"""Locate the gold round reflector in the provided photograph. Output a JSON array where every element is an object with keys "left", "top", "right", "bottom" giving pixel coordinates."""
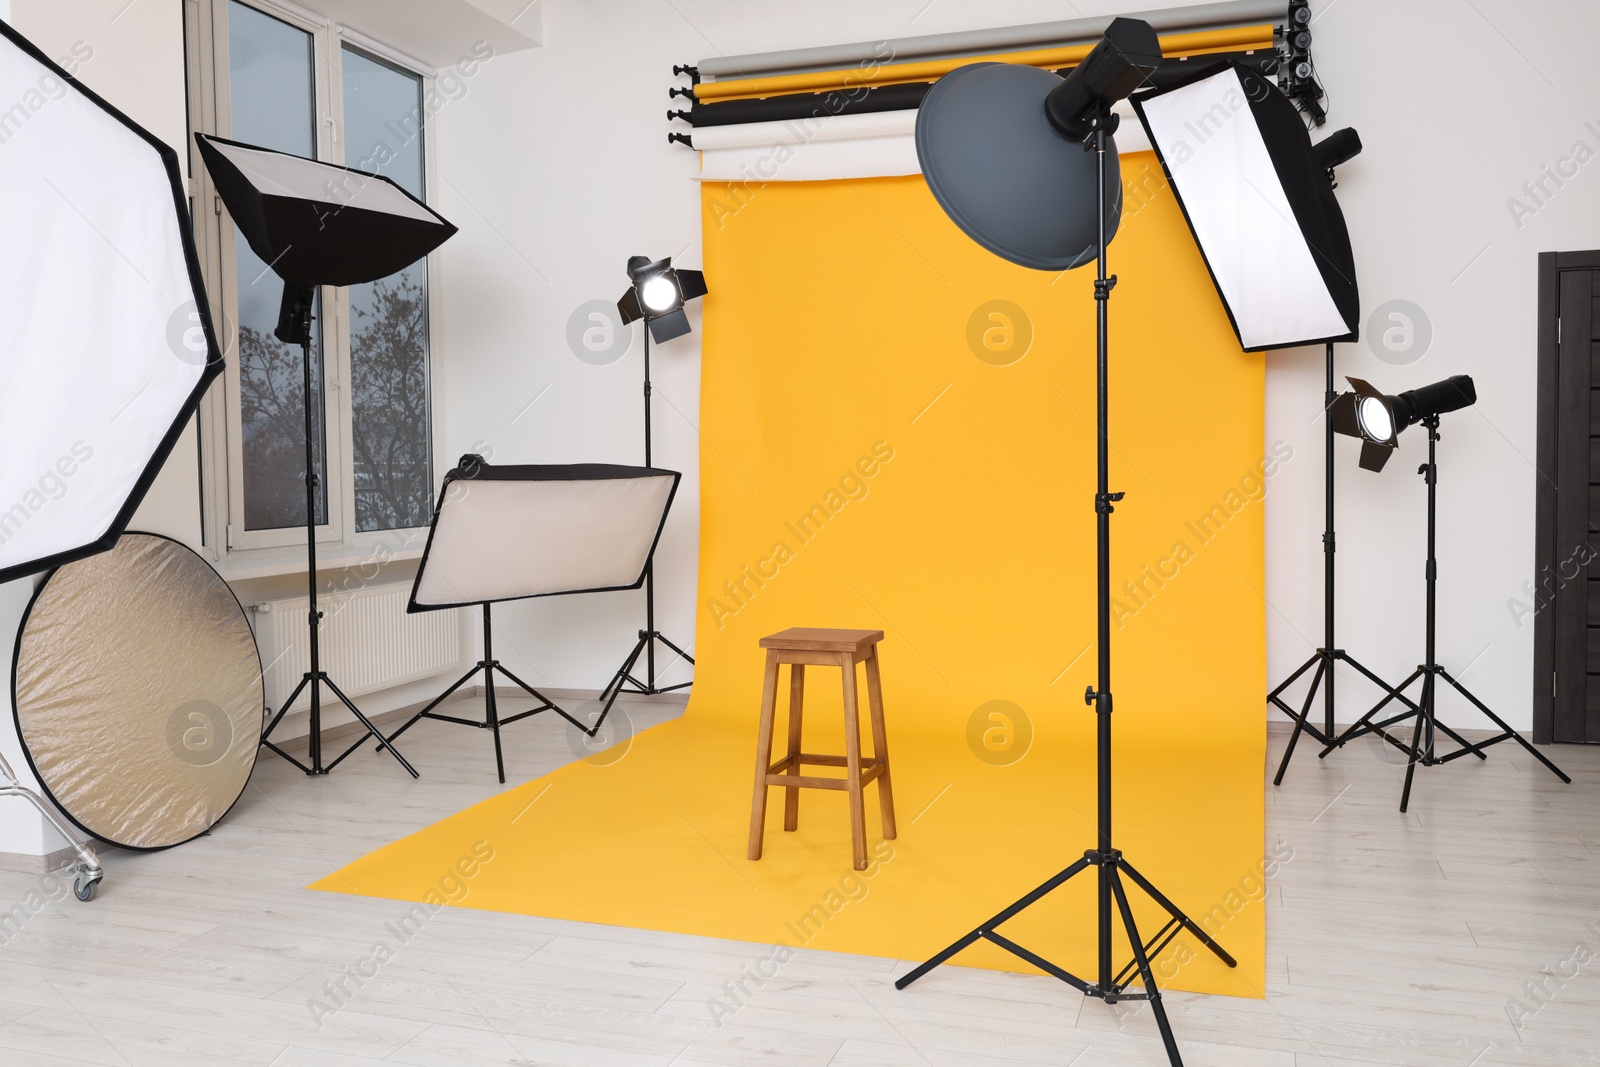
[{"left": 12, "top": 533, "right": 262, "bottom": 850}]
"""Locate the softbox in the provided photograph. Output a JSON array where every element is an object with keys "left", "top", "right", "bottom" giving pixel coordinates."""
[
  {"left": 195, "top": 133, "right": 457, "bottom": 288},
  {"left": 1131, "top": 63, "right": 1359, "bottom": 351},
  {"left": 409, "top": 459, "right": 681, "bottom": 611},
  {"left": 0, "top": 23, "right": 223, "bottom": 584}
]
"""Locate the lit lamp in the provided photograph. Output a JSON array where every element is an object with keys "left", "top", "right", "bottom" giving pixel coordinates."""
[
  {"left": 891, "top": 21, "right": 1237, "bottom": 1067},
  {"left": 619, "top": 255, "right": 707, "bottom": 342},
  {"left": 597, "top": 256, "right": 708, "bottom": 724},
  {"left": 1331, "top": 374, "right": 1476, "bottom": 471},
  {"left": 1320, "top": 373, "right": 1570, "bottom": 811}
]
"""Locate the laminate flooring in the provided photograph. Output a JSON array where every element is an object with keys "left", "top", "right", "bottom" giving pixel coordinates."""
[{"left": 0, "top": 691, "right": 1595, "bottom": 1067}]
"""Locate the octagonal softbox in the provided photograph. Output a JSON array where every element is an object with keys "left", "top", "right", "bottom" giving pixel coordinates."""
[{"left": 0, "top": 22, "right": 223, "bottom": 585}]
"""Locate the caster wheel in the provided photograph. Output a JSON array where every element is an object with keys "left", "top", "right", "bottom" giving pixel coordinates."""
[{"left": 73, "top": 875, "right": 100, "bottom": 902}]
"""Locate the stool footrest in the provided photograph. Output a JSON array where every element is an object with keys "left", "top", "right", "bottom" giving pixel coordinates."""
[
  {"left": 764, "top": 753, "right": 886, "bottom": 792},
  {"left": 770, "top": 752, "right": 879, "bottom": 772}
]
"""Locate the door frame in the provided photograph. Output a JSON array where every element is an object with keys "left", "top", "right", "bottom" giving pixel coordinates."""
[{"left": 1533, "top": 249, "right": 1600, "bottom": 742}]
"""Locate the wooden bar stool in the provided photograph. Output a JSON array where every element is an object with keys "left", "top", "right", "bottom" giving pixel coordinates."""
[{"left": 748, "top": 627, "right": 896, "bottom": 871}]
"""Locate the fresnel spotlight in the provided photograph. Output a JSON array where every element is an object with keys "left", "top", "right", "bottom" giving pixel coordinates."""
[
  {"left": 1320, "top": 372, "right": 1569, "bottom": 811},
  {"left": 597, "top": 255, "right": 710, "bottom": 727},
  {"left": 1331, "top": 374, "right": 1477, "bottom": 471},
  {"left": 618, "top": 255, "right": 707, "bottom": 342}
]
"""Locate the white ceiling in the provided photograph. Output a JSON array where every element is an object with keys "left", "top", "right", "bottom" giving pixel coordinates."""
[{"left": 294, "top": 0, "right": 540, "bottom": 68}]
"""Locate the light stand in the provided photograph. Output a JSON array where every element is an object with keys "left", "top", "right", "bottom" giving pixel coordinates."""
[
  {"left": 1268, "top": 343, "right": 1416, "bottom": 781},
  {"left": 1319, "top": 418, "right": 1570, "bottom": 811},
  {"left": 258, "top": 286, "right": 417, "bottom": 778},
  {"left": 895, "top": 104, "right": 1236, "bottom": 1066},
  {"left": 380, "top": 603, "right": 590, "bottom": 783},
  {"left": 0, "top": 749, "right": 102, "bottom": 901},
  {"left": 597, "top": 314, "right": 696, "bottom": 726}
]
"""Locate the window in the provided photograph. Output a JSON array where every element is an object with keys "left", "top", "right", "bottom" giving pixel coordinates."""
[{"left": 186, "top": 0, "right": 438, "bottom": 560}]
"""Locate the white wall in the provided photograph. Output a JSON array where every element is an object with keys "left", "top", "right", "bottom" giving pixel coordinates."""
[{"left": 1264, "top": 0, "right": 1600, "bottom": 731}]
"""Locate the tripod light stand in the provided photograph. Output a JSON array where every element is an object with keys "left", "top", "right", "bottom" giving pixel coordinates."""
[
  {"left": 893, "top": 23, "right": 1235, "bottom": 1067},
  {"left": 1318, "top": 376, "right": 1570, "bottom": 811},
  {"left": 597, "top": 256, "right": 707, "bottom": 725},
  {"left": 195, "top": 133, "right": 458, "bottom": 777},
  {"left": 1268, "top": 342, "right": 1418, "bottom": 780}
]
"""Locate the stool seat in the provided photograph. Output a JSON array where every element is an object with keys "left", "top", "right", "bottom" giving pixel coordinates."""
[
  {"left": 759, "top": 627, "right": 885, "bottom": 654},
  {"left": 749, "top": 628, "right": 895, "bottom": 871}
]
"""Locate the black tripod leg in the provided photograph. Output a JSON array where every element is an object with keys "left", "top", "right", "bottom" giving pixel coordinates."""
[
  {"left": 1399, "top": 677, "right": 1428, "bottom": 813},
  {"left": 494, "top": 664, "right": 590, "bottom": 733},
  {"left": 895, "top": 856, "right": 1093, "bottom": 990},
  {"left": 1428, "top": 717, "right": 1489, "bottom": 761},
  {"left": 1321, "top": 668, "right": 1420, "bottom": 757},
  {"left": 377, "top": 663, "right": 480, "bottom": 752},
  {"left": 484, "top": 668, "right": 506, "bottom": 785},
  {"left": 1117, "top": 860, "right": 1236, "bottom": 968},
  {"left": 1108, "top": 866, "right": 1182, "bottom": 1067},
  {"left": 259, "top": 739, "right": 312, "bottom": 774},
  {"left": 593, "top": 636, "right": 648, "bottom": 737},
  {"left": 323, "top": 677, "right": 418, "bottom": 778},
  {"left": 656, "top": 633, "right": 696, "bottom": 665},
  {"left": 1267, "top": 653, "right": 1330, "bottom": 744},
  {"left": 1341, "top": 653, "right": 1422, "bottom": 713},
  {"left": 261, "top": 674, "right": 311, "bottom": 743},
  {"left": 1267, "top": 652, "right": 1318, "bottom": 707},
  {"left": 1273, "top": 659, "right": 1325, "bottom": 787},
  {"left": 1440, "top": 670, "right": 1572, "bottom": 783}
]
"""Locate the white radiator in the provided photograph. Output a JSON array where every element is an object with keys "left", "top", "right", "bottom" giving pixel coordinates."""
[{"left": 251, "top": 582, "right": 464, "bottom": 713}]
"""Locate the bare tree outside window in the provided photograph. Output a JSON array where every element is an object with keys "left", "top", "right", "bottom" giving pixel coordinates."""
[
  {"left": 350, "top": 263, "right": 432, "bottom": 531},
  {"left": 343, "top": 47, "right": 434, "bottom": 533},
  {"left": 238, "top": 316, "right": 328, "bottom": 530}
]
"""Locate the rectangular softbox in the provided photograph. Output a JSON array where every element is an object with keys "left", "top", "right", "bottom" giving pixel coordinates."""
[
  {"left": 409, "top": 459, "right": 681, "bottom": 611},
  {"left": 1131, "top": 63, "right": 1359, "bottom": 352}
]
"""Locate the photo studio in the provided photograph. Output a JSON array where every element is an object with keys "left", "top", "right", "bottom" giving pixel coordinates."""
[{"left": 1, "top": 1, "right": 1597, "bottom": 1064}]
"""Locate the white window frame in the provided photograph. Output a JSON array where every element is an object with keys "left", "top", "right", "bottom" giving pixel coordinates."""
[{"left": 184, "top": 0, "right": 446, "bottom": 574}]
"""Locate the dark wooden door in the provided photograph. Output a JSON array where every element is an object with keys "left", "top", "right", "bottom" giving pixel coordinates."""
[{"left": 1534, "top": 251, "right": 1600, "bottom": 742}]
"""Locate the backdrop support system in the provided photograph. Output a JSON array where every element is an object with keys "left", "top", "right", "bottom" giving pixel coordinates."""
[
  {"left": 894, "top": 105, "right": 1237, "bottom": 1067},
  {"left": 597, "top": 323, "right": 696, "bottom": 722},
  {"left": 1318, "top": 417, "right": 1569, "bottom": 811},
  {"left": 258, "top": 289, "right": 417, "bottom": 779},
  {"left": 1268, "top": 342, "right": 1416, "bottom": 780}
]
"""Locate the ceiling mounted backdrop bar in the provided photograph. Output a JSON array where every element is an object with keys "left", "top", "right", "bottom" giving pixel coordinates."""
[{"left": 696, "top": 0, "right": 1287, "bottom": 80}]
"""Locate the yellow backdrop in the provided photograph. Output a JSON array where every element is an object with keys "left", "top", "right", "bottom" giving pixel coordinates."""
[{"left": 314, "top": 159, "right": 1269, "bottom": 1002}]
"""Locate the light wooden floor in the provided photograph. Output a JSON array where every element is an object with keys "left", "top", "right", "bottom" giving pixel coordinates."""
[{"left": 0, "top": 693, "right": 1596, "bottom": 1067}]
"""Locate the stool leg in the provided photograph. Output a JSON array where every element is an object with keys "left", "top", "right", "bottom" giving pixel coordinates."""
[
  {"left": 841, "top": 653, "right": 868, "bottom": 871},
  {"left": 783, "top": 664, "right": 805, "bottom": 832},
  {"left": 748, "top": 650, "right": 781, "bottom": 861},
  {"left": 865, "top": 646, "right": 896, "bottom": 840}
]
